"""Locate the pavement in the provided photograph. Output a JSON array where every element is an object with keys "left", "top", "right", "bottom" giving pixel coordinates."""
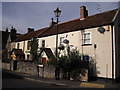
[{"left": 2, "top": 69, "right": 120, "bottom": 88}]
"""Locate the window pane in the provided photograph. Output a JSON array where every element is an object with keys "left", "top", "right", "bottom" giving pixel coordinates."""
[
  {"left": 17, "top": 43, "right": 19, "bottom": 49},
  {"left": 82, "top": 32, "right": 91, "bottom": 44},
  {"left": 27, "top": 41, "right": 31, "bottom": 50},
  {"left": 42, "top": 40, "right": 45, "bottom": 47}
]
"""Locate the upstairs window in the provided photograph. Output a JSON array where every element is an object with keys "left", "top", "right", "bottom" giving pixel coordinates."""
[
  {"left": 82, "top": 32, "right": 91, "bottom": 45},
  {"left": 41, "top": 40, "right": 45, "bottom": 48},
  {"left": 27, "top": 41, "right": 31, "bottom": 50}
]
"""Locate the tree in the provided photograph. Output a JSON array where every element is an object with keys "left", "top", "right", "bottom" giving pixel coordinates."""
[{"left": 30, "top": 38, "right": 39, "bottom": 63}]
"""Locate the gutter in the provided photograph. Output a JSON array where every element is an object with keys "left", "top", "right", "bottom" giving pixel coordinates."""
[{"left": 112, "top": 9, "right": 119, "bottom": 22}]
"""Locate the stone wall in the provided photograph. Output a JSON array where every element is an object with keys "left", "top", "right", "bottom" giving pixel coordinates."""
[
  {"left": 2, "top": 61, "right": 56, "bottom": 79},
  {"left": 17, "top": 61, "right": 38, "bottom": 75},
  {"left": 2, "top": 63, "right": 11, "bottom": 70},
  {"left": 2, "top": 61, "right": 87, "bottom": 81},
  {"left": 38, "top": 65, "right": 56, "bottom": 79}
]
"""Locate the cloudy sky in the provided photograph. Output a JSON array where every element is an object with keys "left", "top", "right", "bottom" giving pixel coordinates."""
[{"left": 2, "top": 1, "right": 119, "bottom": 34}]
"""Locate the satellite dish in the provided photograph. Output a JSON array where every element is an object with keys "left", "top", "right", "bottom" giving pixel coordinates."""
[
  {"left": 63, "top": 39, "right": 69, "bottom": 44},
  {"left": 97, "top": 26, "right": 105, "bottom": 33}
]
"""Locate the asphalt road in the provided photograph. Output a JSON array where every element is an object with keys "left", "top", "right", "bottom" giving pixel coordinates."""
[{"left": 2, "top": 70, "right": 66, "bottom": 88}]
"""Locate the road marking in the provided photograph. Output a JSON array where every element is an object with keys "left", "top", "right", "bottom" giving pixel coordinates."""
[
  {"left": 80, "top": 82, "right": 105, "bottom": 88},
  {"left": 24, "top": 77, "right": 66, "bottom": 86}
]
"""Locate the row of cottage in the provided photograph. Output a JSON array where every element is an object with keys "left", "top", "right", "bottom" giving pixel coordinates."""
[{"left": 6, "top": 6, "right": 120, "bottom": 80}]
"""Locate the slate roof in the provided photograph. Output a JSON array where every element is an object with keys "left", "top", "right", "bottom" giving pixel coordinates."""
[{"left": 15, "top": 9, "right": 118, "bottom": 42}]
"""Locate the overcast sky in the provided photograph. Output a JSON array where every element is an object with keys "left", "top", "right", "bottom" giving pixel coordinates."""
[{"left": 2, "top": 2, "right": 119, "bottom": 34}]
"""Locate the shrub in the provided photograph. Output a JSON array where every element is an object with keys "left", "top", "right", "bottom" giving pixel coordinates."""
[{"left": 48, "top": 48, "right": 89, "bottom": 80}]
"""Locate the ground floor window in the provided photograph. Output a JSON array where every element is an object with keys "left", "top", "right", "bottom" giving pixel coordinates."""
[{"left": 27, "top": 54, "right": 30, "bottom": 60}]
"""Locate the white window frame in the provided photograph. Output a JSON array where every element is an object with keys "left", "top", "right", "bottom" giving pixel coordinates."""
[{"left": 82, "top": 31, "right": 91, "bottom": 45}]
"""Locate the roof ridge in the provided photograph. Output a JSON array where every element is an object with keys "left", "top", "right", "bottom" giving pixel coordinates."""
[
  {"left": 15, "top": 8, "right": 118, "bottom": 41},
  {"left": 87, "top": 9, "right": 118, "bottom": 18},
  {"left": 52, "top": 9, "right": 118, "bottom": 26},
  {"left": 58, "top": 18, "right": 80, "bottom": 25}
]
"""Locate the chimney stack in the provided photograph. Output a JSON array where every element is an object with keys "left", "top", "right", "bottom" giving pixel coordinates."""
[
  {"left": 10, "top": 26, "right": 17, "bottom": 34},
  {"left": 49, "top": 18, "right": 56, "bottom": 27},
  {"left": 28, "top": 28, "right": 34, "bottom": 33},
  {"left": 80, "top": 6, "right": 88, "bottom": 20},
  {"left": 10, "top": 26, "right": 17, "bottom": 41}
]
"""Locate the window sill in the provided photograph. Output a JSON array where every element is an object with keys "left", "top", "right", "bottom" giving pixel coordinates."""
[{"left": 82, "top": 44, "right": 92, "bottom": 46}]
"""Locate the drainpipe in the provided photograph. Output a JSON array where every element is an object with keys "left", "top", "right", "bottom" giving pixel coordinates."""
[
  {"left": 81, "top": 30, "right": 84, "bottom": 60},
  {"left": 23, "top": 41, "right": 25, "bottom": 60},
  {"left": 23, "top": 41, "right": 25, "bottom": 52},
  {"left": 111, "top": 24, "right": 115, "bottom": 82}
]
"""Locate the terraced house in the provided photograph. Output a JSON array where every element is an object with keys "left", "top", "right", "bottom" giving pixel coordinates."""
[{"left": 12, "top": 6, "right": 120, "bottom": 80}]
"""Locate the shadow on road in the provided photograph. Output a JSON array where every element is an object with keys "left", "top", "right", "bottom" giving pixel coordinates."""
[{"left": 2, "top": 70, "right": 23, "bottom": 79}]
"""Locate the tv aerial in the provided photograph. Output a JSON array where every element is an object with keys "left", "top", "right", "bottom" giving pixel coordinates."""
[{"left": 97, "top": 4, "right": 102, "bottom": 13}]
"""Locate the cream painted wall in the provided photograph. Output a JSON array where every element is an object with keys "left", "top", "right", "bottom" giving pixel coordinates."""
[
  {"left": 39, "top": 35, "right": 56, "bottom": 54},
  {"left": 15, "top": 40, "right": 31, "bottom": 60},
  {"left": 38, "top": 31, "right": 81, "bottom": 56},
  {"left": 14, "top": 25, "right": 116, "bottom": 79},
  {"left": 37, "top": 26, "right": 113, "bottom": 78},
  {"left": 79, "top": 26, "right": 113, "bottom": 78}
]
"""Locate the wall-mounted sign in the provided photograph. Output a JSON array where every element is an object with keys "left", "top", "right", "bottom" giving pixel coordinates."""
[
  {"left": 105, "top": 25, "right": 110, "bottom": 31},
  {"left": 97, "top": 26, "right": 105, "bottom": 33}
]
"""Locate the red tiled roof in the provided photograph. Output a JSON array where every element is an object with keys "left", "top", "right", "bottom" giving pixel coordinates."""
[
  {"left": 14, "top": 27, "right": 48, "bottom": 42},
  {"left": 15, "top": 9, "right": 118, "bottom": 42},
  {"left": 39, "top": 9, "right": 118, "bottom": 37}
]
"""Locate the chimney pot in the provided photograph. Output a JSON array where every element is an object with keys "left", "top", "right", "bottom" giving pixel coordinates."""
[{"left": 10, "top": 27, "right": 17, "bottom": 34}]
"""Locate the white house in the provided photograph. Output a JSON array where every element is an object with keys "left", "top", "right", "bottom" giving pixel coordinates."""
[{"left": 13, "top": 6, "right": 120, "bottom": 79}]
